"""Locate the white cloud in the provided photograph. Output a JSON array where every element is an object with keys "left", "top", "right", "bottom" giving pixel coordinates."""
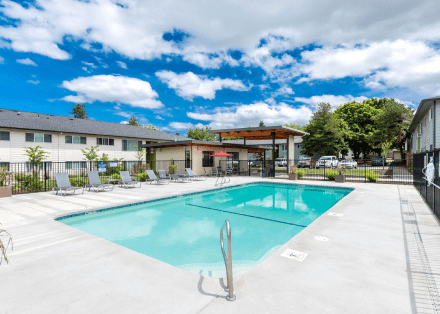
[
  {"left": 0, "top": 56, "right": 4, "bottom": 63},
  {"left": 271, "top": 85, "right": 295, "bottom": 98},
  {"left": 116, "top": 61, "right": 128, "bottom": 69},
  {"left": 156, "top": 71, "right": 250, "bottom": 101},
  {"left": 187, "top": 102, "right": 312, "bottom": 129},
  {"left": 16, "top": 58, "right": 37, "bottom": 66},
  {"left": 155, "top": 115, "right": 164, "bottom": 120},
  {"left": 82, "top": 61, "right": 97, "bottom": 69},
  {"left": 298, "top": 40, "right": 440, "bottom": 94},
  {"left": 294, "top": 95, "right": 368, "bottom": 109},
  {"left": 168, "top": 122, "right": 205, "bottom": 130},
  {"left": 27, "top": 79, "right": 40, "bottom": 84},
  {"left": 61, "top": 75, "right": 163, "bottom": 109}
]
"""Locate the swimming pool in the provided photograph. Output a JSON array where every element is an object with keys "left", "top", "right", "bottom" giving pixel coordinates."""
[{"left": 58, "top": 182, "right": 352, "bottom": 277}]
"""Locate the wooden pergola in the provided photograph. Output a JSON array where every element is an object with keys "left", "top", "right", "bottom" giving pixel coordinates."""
[{"left": 210, "top": 126, "right": 308, "bottom": 176}]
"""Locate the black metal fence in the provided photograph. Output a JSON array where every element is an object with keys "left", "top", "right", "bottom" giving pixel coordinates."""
[{"left": 413, "top": 152, "right": 440, "bottom": 220}]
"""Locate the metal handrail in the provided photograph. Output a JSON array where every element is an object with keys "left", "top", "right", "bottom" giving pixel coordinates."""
[
  {"left": 215, "top": 170, "right": 231, "bottom": 186},
  {"left": 220, "top": 220, "right": 236, "bottom": 301}
]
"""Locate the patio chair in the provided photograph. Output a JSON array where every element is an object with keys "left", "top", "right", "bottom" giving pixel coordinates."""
[
  {"left": 146, "top": 170, "right": 170, "bottom": 185},
  {"left": 119, "top": 171, "right": 141, "bottom": 188},
  {"left": 85, "top": 171, "right": 114, "bottom": 192},
  {"left": 170, "top": 174, "right": 192, "bottom": 183},
  {"left": 158, "top": 169, "right": 172, "bottom": 181},
  {"left": 185, "top": 168, "right": 207, "bottom": 181},
  {"left": 53, "top": 173, "right": 84, "bottom": 196}
]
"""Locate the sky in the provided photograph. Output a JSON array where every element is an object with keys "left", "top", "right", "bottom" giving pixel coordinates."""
[{"left": 0, "top": 0, "right": 439, "bottom": 135}]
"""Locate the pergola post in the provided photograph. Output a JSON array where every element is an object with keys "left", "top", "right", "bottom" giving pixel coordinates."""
[{"left": 272, "top": 132, "right": 276, "bottom": 177}]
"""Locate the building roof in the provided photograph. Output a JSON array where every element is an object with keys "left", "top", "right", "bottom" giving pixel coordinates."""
[
  {"left": 140, "top": 139, "right": 268, "bottom": 153},
  {"left": 0, "top": 108, "right": 188, "bottom": 141},
  {"left": 222, "top": 138, "right": 303, "bottom": 145},
  {"left": 408, "top": 96, "right": 440, "bottom": 133},
  {"left": 209, "top": 125, "right": 308, "bottom": 139}
]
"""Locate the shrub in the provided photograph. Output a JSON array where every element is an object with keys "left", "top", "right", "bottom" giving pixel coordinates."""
[
  {"left": 69, "top": 175, "right": 88, "bottom": 187},
  {"left": 169, "top": 164, "right": 178, "bottom": 174},
  {"left": 137, "top": 171, "right": 149, "bottom": 182},
  {"left": 325, "top": 169, "right": 338, "bottom": 181},
  {"left": 366, "top": 172, "right": 379, "bottom": 182},
  {"left": 15, "top": 173, "right": 27, "bottom": 182},
  {"left": 133, "top": 163, "right": 148, "bottom": 174},
  {"left": 21, "top": 173, "right": 43, "bottom": 192},
  {"left": 110, "top": 173, "right": 121, "bottom": 180},
  {"left": 0, "top": 167, "right": 11, "bottom": 186},
  {"left": 294, "top": 169, "right": 306, "bottom": 179}
]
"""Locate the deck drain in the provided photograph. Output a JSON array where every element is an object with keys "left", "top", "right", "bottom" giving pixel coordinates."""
[
  {"left": 281, "top": 249, "right": 308, "bottom": 262},
  {"left": 314, "top": 236, "right": 329, "bottom": 241},
  {"left": 328, "top": 212, "right": 343, "bottom": 217}
]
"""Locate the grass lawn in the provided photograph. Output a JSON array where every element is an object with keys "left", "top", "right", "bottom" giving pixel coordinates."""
[{"left": 299, "top": 169, "right": 384, "bottom": 176}]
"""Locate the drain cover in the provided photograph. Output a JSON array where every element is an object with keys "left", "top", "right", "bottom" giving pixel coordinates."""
[
  {"left": 281, "top": 249, "right": 308, "bottom": 262},
  {"left": 328, "top": 212, "right": 344, "bottom": 217},
  {"left": 314, "top": 236, "right": 329, "bottom": 241}
]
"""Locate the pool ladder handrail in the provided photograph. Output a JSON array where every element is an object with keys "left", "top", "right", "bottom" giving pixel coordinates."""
[
  {"left": 215, "top": 170, "right": 231, "bottom": 186},
  {"left": 220, "top": 220, "right": 236, "bottom": 301}
]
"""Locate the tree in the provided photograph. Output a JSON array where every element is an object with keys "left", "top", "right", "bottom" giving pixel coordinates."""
[
  {"left": 285, "top": 123, "right": 306, "bottom": 131},
  {"left": 134, "top": 146, "right": 145, "bottom": 161},
  {"left": 187, "top": 126, "right": 217, "bottom": 141},
  {"left": 128, "top": 116, "right": 139, "bottom": 126},
  {"left": 335, "top": 100, "right": 382, "bottom": 159},
  {"left": 142, "top": 124, "right": 160, "bottom": 131},
  {"left": 368, "top": 98, "right": 413, "bottom": 156},
  {"left": 259, "top": 120, "right": 265, "bottom": 127},
  {"left": 23, "top": 146, "right": 50, "bottom": 167},
  {"left": 99, "top": 153, "right": 109, "bottom": 161},
  {"left": 81, "top": 145, "right": 100, "bottom": 161},
  {"left": 301, "top": 103, "right": 348, "bottom": 156},
  {"left": 175, "top": 132, "right": 180, "bottom": 136},
  {"left": 70, "top": 104, "right": 88, "bottom": 119}
]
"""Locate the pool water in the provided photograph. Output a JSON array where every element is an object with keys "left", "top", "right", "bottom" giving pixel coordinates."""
[{"left": 58, "top": 183, "right": 352, "bottom": 277}]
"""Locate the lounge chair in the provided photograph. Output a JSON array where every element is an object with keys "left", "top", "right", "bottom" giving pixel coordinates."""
[
  {"left": 85, "top": 171, "right": 114, "bottom": 192},
  {"left": 119, "top": 171, "right": 141, "bottom": 188},
  {"left": 53, "top": 173, "right": 84, "bottom": 196},
  {"left": 170, "top": 174, "right": 192, "bottom": 183},
  {"left": 185, "top": 168, "right": 207, "bottom": 181},
  {"left": 158, "top": 169, "right": 172, "bottom": 181},
  {"left": 146, "top": 170, "right": 170, "bottom": 185}
]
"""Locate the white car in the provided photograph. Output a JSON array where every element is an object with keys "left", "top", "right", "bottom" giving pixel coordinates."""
[
  {"left": 274, "top": 158, "right": 287, "bottom": 167},
  {"left": 339, "top": 159, "right": 358, "bottom": 169},
  {"left": 316, "top": 156, "right": 339, "bottom": 168}
]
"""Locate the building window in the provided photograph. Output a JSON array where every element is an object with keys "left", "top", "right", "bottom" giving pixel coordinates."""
[
  {"left": 65, "top": 135, "right": 87, "bottom": 144},
  {"left": 202, "top": 151, "right": 214, "bottom": 167},
  {"left": 97, "top": 138, "right": 115, "bottom": 146},
  {"left": 0, "top": 162, "right": 10, "bottom": 170},
  {"left": 66, "top": 161, "right": 87, "bottom": 169},
  {"left": 122, "top": 140, "right": 142, "bottom": 151},
  {"left": 26, "top": 133, "right": 52, "bottom": 143},
  {"left": 0, "top": 131, "right": 10, "bottom": 141}
]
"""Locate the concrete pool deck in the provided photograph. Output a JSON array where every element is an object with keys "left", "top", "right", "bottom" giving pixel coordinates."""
[{"left": 0, "top": 177, "right": 439, "bottom": 313}]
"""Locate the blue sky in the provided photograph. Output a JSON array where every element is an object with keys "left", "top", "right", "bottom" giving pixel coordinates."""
[{"left": 1, "top": 0, "right": 439, "bottom": 134}]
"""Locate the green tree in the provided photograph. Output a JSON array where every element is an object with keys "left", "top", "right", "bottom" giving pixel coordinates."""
[
  {"left": 187, "top": 126, "right": 217, "bottom": 141},
  {"left": 368, "top": 98, "right": 413, "bottom": 156},
  {"left": 23, "top": 146, "right": 50, "bottom": 167},
  {"left": 142, "top": 123, "right": 160, "bottom": 131},
  {"left": 99, "top": 153, "right": 109, "bottom": 161},
  {"left": 335, "top": 100, "right": 382, "bottom": 159},
  {"left": 134, "top": 146, "right": 145, "bottom": 161},
  {"left": 301, "top": 103, "right": 347, "bottom": 156},
  {"left": 259, "top": 120, "right": 265, "bottom": 127},
  {"left": 285, "top": 123, "right": 306, "bottom": 131},
  {"left": 128, "top": 116, "right": 139, "bottom": 126},
  {"left": 70, "top": 104, "right": 88, "bottom": 119},
  {"left": 81, "top": 145, "right": 100, "bottom": 161}
]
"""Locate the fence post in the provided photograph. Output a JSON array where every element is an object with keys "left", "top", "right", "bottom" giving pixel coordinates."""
[
  {"left": 324, "top": 163, "right": 326, "bottom": 180},
  {"left": 365, "top": 162, "right": 366, "bottom": 183},
  {"left": 44, "top": 162, "right": 47, "bottom": 192},
  {"left": 248, "top": 161, "right": 251, "bottom": 176}
]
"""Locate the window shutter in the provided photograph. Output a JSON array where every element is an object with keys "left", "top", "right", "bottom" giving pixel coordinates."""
[
  {"left": 25, "top": 133, "right": 34, "bottom": 142},
  {"left": 138, "top": 141, "right": 143, "bottom": 151},
  {"left": 122, "top": 140, "right": 127, "bottom": 151}
]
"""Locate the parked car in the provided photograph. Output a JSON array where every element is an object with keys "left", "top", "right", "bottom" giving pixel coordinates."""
[
  {"left": 275, "top": 158, "right": 287, "bottom": 167},
  {"left": 316, "top": 156, "right": 339, "bottom": 168},
  {"left": 339, "top": 159, "right": 358, "bottom": 169},
  {"left": 372, "top": 156, "right": 384, "bottom": 166},
  {"left": 298, "top": 157, "right": 313, "bottom": 168}
]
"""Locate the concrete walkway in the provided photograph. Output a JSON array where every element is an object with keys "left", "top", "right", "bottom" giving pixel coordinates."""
[{"left": 0, "top": 178, "right": 439, "bottom": 313}]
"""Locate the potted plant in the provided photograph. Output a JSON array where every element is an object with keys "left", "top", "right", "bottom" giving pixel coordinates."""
[
  {"left": 0, "top": 167, "right": 12, "bottom": 198},
  {"left": 289, "top": 165, "right": 298, "bottom": 180},
  {"left": 335, "top": 165, "right": 346, "bottom": 183},
  {"left": 169, "top": 164, "right": 178, "bottom": 175}
]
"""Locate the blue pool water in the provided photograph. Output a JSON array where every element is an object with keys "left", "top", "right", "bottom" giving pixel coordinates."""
[{"left": 58, "top": 183, "right": 352, "bottom": 276}]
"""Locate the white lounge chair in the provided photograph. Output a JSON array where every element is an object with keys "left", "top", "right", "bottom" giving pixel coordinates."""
[
  {"left": 86, "top": 171, "right": 114, "bottom": 192},
  {"left": 185, "top": 168, "right": 207, "bottom": 181},
  {"left": 170, "top": 174, "right": 192, "bottom": 183},
  {"left": 146, "top": 170, "right": 170, "bottom": 185},
  {"left": 119, "top": 171, "right": 141, "bottom": 188},
  {"left": 158, "top": 169, "right": 172, "bottom": 181},
  {"left": 53, "top": 173, "right": 84, "bottom": 196}
]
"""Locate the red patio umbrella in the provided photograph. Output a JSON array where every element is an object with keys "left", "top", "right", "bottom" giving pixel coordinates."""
[{"left": 210, "top": 152, "right": 233, "bottom": 171}]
